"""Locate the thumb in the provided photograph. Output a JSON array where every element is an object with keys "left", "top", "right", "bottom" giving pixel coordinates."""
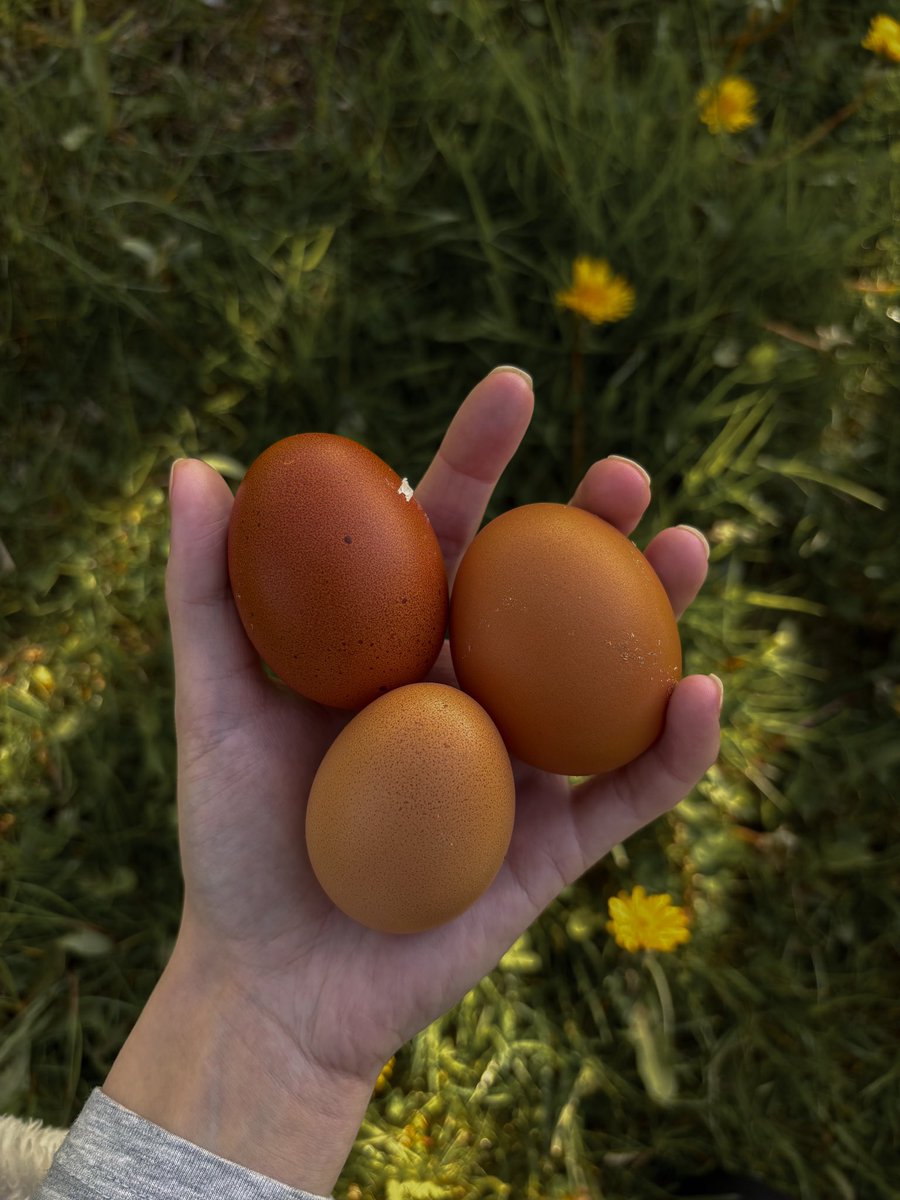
[{"left": 165, "top": 458, "right": 263, "bottom": 730}]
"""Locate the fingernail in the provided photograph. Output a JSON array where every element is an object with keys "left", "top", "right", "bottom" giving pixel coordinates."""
[
  {"left": 709, "top": 673, "right": 724, "bottom": 713},
  {"left": 169, "top": 457, "right": 187, "bottom": 499},
  {"left": 607, "top": 454, "right": 651, "bottom": 487},
  {"left": 488, "top": 364, "right": 533, "bottom": 388},
  {"left": 677, "top": 524, "right": 710, "bottom": 559}
]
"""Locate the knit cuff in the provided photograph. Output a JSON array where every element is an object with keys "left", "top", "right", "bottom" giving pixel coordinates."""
[{"left": 32, "top": 1087, "right": 333, "bottom": 1200}]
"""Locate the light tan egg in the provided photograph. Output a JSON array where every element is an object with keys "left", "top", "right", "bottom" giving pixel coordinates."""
[{"left": 305, "top": 683, "right": 515, "bottom": 934}]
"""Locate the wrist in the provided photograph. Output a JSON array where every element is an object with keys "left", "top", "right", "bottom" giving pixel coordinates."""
[{"left": 103, "top": 936, "right": 375, "bottom": 1195}]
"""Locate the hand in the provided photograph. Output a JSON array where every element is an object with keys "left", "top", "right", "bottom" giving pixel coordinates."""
[{"left": 103, "top": 367, "right": 721, "bottom": 1194}]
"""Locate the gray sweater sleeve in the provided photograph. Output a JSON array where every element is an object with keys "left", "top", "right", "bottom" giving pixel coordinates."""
[{"left": 32, "top": 1088, "right": 333, "bottom": 1200}]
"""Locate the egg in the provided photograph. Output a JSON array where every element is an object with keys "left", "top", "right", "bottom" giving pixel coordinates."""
[
  {"left": 227, "top": 433, "right": 448, "bottom": 709},
  {"left": 449, "top": 502, "right": 682, "bottom": 775},
  {"left": 305, "top": 683, "right": 515, "bottom": 934}
]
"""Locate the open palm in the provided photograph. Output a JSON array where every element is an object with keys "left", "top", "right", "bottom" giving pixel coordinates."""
[{"left": 165, "top": 368, "right": 721, "bottom": 1090}]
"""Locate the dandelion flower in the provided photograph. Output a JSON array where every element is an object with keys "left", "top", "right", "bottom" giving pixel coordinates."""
[
  {"left": 862, "top": 14, "right": 900, "bottom": 62},
  {"left": 607, "top": 885, "right": 691, "bottom": 953},
  {"left": 556, "top": 256, "right": 636, "bottom": 324},
  {"left": 696, "top": 76, "right": 759, "bottom": 134}
]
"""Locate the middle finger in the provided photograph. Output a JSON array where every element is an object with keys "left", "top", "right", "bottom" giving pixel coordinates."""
[{"left": 414, "top": 366, "right": 534, "bottom": 586}]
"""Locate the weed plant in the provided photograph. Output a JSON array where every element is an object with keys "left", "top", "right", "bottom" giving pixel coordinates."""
[{"left": 2, "top": 2, "right": 899, "bottom": 1197}]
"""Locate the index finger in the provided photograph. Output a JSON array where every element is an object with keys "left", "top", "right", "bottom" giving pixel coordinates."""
[{"left": 414, "top": 366, "right": 534, "bottom": 586}]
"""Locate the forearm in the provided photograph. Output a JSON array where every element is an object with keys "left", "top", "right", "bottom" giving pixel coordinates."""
[{"left": 102, "top": 937, "right": 374, "bottom": 1196}]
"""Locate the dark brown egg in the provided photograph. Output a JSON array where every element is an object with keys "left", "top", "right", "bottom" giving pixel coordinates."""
[
  {"left": 449, "top": 503, "right": 682, "bottom": 775},
  {"left": 227, "top": 433, "right": 448, "bottom": 709}
]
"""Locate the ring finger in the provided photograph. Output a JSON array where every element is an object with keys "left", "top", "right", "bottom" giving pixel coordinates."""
[{"left": 569, "top": 456, "right": 709, "bottom": 619}]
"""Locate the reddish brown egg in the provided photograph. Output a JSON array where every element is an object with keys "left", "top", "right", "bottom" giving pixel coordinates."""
[
  {"left": 305, "top": 683, "right": 515, "bottom": 934},
  {"left": 449, "top": 503, "right": 682, "bottom": 775},
  {"left": 227, "top": 433, "right": 448, "bottom": 709}
]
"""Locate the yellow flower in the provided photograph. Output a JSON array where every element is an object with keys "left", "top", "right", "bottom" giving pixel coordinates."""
[
  {"left": 607, "top": 885, "right": 691, "bottom": 953},
  {"left": 696, "top": 76, "right": 759, "bottom": 134},
  {"left": 555, "top": 256, "right": 636, "bottom": 324},
  {"left": 862, "top": 14, "right": 900, "bottom": 62}
]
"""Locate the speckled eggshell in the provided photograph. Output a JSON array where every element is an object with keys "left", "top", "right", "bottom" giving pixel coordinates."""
[
  {"left": 449, "top": 502, "right": 682, "bottom": 775},
  {"left": 305, "top": 683, "right": 515, "bottom": 934},
  {"left": 227, "top": 433, "right": 448, "bottom": 709}
]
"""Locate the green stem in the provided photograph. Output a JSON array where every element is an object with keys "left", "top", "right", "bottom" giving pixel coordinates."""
[
  {"left": 643, "top": 952, "right": 675, "bottom": 1039},
  {"left": 571, "top": 314, "right": 585, "bottom": 487}
]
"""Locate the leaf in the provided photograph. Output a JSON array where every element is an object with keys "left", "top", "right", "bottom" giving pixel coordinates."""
[
  {"left": 95, "top": 10, "right": 137, "bottom": 45},
  {"left": 203, "top": 391, "right": 245, "bottom": 415},
  {"left": 628, "top": 1002, "right": 676, "bottom": 1105},
  {"left": 722, "top": 584, "right": 827, "bottom": 616},
  {"left": 303, "top": 225, "right": 335, "bottom": 272},
  {"left": 742, "top": 590, "right": 827, "bottom": 616},
  {"left": 498, "top": 947, "right": 542, "bottom": 972},
  {"left": 81, "top": 41, "right": 114, "bottom": 132},
  {"left": 72, "top": 0, "right": 86, "bottom": 39},
  {"left": 201, "top": 453, "right": 247, "bottom": 481},
  {"left": 386, "top": 1182, "right": 454, "bottom": 1200},
  {"left": 6, "top": 687, "right": 45, "bottom": 718},
  {"left": 757, "top": 456, "right": 887, "bottom": 509},
  {"left": 0, "top": 535, "right": 15, "bottom": 573},
  {"left": 686, "top": 391, "right": 775, "bottom": 489},
  {"left": 120, "top": 237, "right": 157, "bottom": 267},
  {"left": 57, "top": 927, "right": 114, "bottom": 958},
  {"left": 60, "top": 124, "right": 94, "bottom": 152}
]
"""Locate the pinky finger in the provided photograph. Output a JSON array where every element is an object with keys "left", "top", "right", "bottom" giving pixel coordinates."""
[{"left": 570, "top": 674, "right": 723, "bottom": 859}]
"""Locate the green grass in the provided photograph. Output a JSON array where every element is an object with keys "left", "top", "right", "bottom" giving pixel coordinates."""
[{"left": 2, "top": 2, "right": 899, "bottom": 1197}]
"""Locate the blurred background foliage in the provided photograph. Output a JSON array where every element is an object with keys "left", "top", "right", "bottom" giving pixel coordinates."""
[{"left": 1, "top": 1, "right": 899, "bottom": 1197}]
